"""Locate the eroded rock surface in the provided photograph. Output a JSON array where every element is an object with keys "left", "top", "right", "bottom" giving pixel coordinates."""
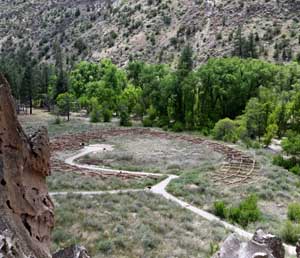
[
  {"left": 0, "top": 74, "right": 54, "bottom": 258},
  {"left": 52, "top": 245, "right": 90, "bottom": 258},
  {"left": 296, "top": 240, "right": 300, "bottom": 258},
  {"left": 213, "top": 229, "right": 285, "bottom": 258}
]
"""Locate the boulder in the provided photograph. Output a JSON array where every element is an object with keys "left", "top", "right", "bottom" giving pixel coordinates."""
[
  {"left": 296, "top": 239, "right": 300, "bottom": 258},
  {"left": 52, "top": 245, "right": 90, "bottom": 258},
  {"left": 213, "top": 229, "right": 285, "bottom": 258}
]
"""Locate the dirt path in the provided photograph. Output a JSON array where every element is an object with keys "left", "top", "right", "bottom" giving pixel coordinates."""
[
  {"left": 50, "top": 189, "right": 144, "bottom": 196},
  {"left": 51, "top": 142, "right": 296, "bottom": 256}
]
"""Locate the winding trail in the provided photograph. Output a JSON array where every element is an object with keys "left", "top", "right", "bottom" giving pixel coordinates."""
[{"left": 52, "top": 143, "right": 296, "bottom": 256}]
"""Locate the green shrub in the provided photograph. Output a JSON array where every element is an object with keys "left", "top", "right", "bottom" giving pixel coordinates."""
[
  {"left": 142, "top": 234, "right": 160, "bottom": 250},
  {"left": 226, "top": 207, "right": 241, "bottom": 224},
  {"left": 97, "top": 240, "right": 113, "bottom": 253},
  {"left": 52, "top": 228, "right": 71, "bottom": 244},
  {"left": 288, "top": 203, "right": 300, "bottom": 222},
  {"left": 120, "top": 108, "right": 132, "bottom": 126},
  {"left": 212, "top": 118, "right": 238, "bottom": 143},
  {"left": 143, "top": 117, "right": 154, "bottom": 127},
  {"left": 54, "top": 116, "right": 61, "bottom": 124},
  {"left": 214, "top": 195, "right": 261, "bottom": 228},
  {"left": 214, "top": 201, "right": 226, "bottom": 219},
  {"left": 172, "top": 121, "right": 184, "bottom": 132},
  {"left": 147, "top": 105, "right": 157, "bottom": 121},
  {"left": 156, "top": 116, "right": 169, "bottom": 127},
  {"left": 273, "top": 155, "right": 299, "bottom": 171},
  {"left": 90, "top": 106, "right": 102, "bottom": 123},
  {"left": 90, "top": 100, "right": 102, "bottom": 123},
  {"left": 238, "top": 194, "right": 260, "bottom": 223},
  {"left": 103, "top": 109, "right": 112, "bottom": 122},
  {"left": 291, "top": 165, "right": 300, "bottom": 175},
  {"left": 280, "top": 220, "right": 300, "bottom": 244}
]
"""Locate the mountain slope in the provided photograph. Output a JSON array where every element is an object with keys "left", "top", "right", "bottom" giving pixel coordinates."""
[{"left": 1, "top": 0, "right": 300, "bottom": 65}]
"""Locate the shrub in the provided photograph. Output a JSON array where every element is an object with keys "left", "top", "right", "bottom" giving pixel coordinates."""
[
  {"left": 120, "top": 107, "right": 132, "bottom": 126},
  {"left": 212, "top": 118, "right": 238, "bottom": 143},
  {"left": 54, "top": 116, "right": 61, "bottom": 124},
  {"left": 237, "top": 194, "right": 261, "bottom": 227},
  {"left": 226, "top": 207, "right": 241, "bottom": 224},
  {"left": 143, "top": 117, "right": 154, "bottom": 127},
  {"left": 273, "top": 155, "right": 298, "bottom": 171},
  {"left": 172, "top": 121, "right": 184, "bottom": 132},
  {"left": 213, "top": 195, "right": 261, "bottom": 228},
  {"left": 291, "top": 165, "right": 300, "bottom": 175},
  {"left": 97, "top": 240, "right": 113, "bottom": 253},
  {"left": 280, "top": 220, "right": 300, "bottom": 244},
  {"left": 288, "top": 203, "right": 300, "bottom": 222},
  {"left": 214, "top": 201, "right": 226, "bottom": 219},
  {"left": 155, "top": 116, "right": 169, "bottom": 127},
  {"left": 52, "top": 228, "right": 71, "bottom": 244},
  {"left": 103, "top": 109, "right": 112, "bottom": 122},
  {"left": 147, "top": 105, "right": 157, "bottom": 121},
  {"left": 142, "top": 234, "right": 160, "bottom": 250},
  {"left": 90, "top": 105, "right": 102, "bottom": 123}
]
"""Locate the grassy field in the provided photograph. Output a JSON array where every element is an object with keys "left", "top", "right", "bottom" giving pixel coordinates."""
[{"left": 51, "top": 192, "right": 228, "bottom": 258}]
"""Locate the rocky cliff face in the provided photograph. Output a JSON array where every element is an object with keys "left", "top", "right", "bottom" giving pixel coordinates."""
[{"left": 0, "top": 73, "right": 54, "bottom": 258}]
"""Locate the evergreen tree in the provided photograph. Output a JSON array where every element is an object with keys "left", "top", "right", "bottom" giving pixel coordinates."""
[
  {"left": 176, "top": 45, "right": 194, "bottom": 124},
  {"left": 54, "top": 41, "right": 68, "bottom": 99},
  {"left": 21, "top": 63, "right": 34, "bottom": 114},
  {"left": 233, "top": 25, "right": 244, "bottom": 57}
]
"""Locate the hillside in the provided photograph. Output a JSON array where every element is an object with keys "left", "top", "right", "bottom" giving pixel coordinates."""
[{"left": 1, "top": 0, "right": 300, "bottom": 66}]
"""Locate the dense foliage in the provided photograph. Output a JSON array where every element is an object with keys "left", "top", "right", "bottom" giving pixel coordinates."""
[
  {"left": 1, "top": 46, "right": 300, "bottom": 170},
  {"left": 213, "top": 195, "right": 261, "bottom": 228}
]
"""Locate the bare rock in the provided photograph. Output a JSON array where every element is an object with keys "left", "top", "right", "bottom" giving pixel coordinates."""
[
  {"left": 52, "top": 245, "right": 90, "bottom": 258},
  {"left": 296, "top": 240, "right": 300, "bottom": 258},
  {"left": 252, "top": 229, "right": 284, "bottom": 258},
  {"left": 0, "top": 74, "right": 54, "bottom": 258},
  {"left": 213, "top": 229, "right": 285, "bottom": 258}
]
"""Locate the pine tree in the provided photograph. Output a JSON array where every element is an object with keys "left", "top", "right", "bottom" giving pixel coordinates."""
[
  {"left": 54, "top": 41, "right": 68, "bottom": 100},
  {"left": 21, "top": 63, "right": 34, "bottom": 114},
  {"left": 233, "top": 25, "right": 244, "bottom": 57}
]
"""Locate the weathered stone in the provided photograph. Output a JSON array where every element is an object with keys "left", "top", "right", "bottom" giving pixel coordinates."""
[
  {"left": 251, "top": 253, "right": 268, "bottom": 258},
  {"left": 252, "top": 229, "right": 284, "bottom": 258},
  {"left": 52, "top": 245, "right": 90, "bottom": 258},
  {"left": 0, "top": 73, "right": 54, "bottom": 258},
  {"left": 213, "top": 229, "right": 285, "bottom": 258},
  {"left": 296, "top": 239, "right": 300, "bottom": 258}
]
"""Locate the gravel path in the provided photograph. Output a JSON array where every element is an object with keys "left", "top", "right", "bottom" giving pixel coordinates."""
[{"left": 51, "top": 144, "right": 296, "bottom": 256}]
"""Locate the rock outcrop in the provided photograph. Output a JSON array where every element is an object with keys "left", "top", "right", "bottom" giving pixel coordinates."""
[
  {"left": 52, "top": 245, "right": 90, "bottom": 258},
  {"left": 0, "top": 73, "right": 54, "bottom": 258},
  {"left": 296, "top": 240, "right": 300, "bottom": 258},
  {"left": 213, "top": 229, "right": 285, "bottom": 258}
]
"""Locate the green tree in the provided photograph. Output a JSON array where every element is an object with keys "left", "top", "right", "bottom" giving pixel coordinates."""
[
  {"left": 244, "top": 98, "right": 267, "bottom": 140},
  {"left": 213, "top": 118, "right": 238, "bottom": 143},
  {"left": 56, "top": 92, "right": 75, "bottom": 121},
  {"left": 282, "top": 131, "right": 300, "bottom": 156},
  {"left": 20, "top": 64, "right": 34, "bottom": 114}
]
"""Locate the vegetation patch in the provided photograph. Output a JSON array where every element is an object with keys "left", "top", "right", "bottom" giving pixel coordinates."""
[
  {"left": 51, "top": 192, "right": 228, "bottom": 257},
  {"left": 213, "top": 195, "right": 261, "bottom": 228}
]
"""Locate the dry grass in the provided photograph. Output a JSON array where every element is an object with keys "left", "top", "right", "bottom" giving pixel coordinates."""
[
  {"left": 51, "top": 192, "right": 228, "bottom": 258},
  {"left": 77, "top": 134, "right": 222, "bottom": 175},
  {"left": 47, "top": 170, "right": 163, "bottom": 192}
]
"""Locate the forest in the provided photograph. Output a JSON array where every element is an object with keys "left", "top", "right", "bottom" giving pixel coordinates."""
[{"left": 1, "top": 45, "right": 300, "bottom": 174}]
